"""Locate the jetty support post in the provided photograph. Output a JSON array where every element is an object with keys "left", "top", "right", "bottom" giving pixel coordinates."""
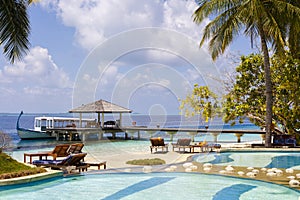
[
  {"left": 79, "top": 113, "right": 82, "bottom": 128},
  {"left": 55, "top": 131, "right": 59, "bottom": 141},
  {"left": 81, "top": 132, "right": 86, "bottom": 141},
  {"left": 101, "top": 113, "right": 104, "bottom": 127},
  {"left": 166, "top": 131, "right": 177, "bottom": 142},
  {"left": 126, "top": 129, "right": 136, "bottom": 140},
  {"left": 260, "top": 134, "right": 266, "bottom": 144},
  {"left": 137, "top": 130, "right": 140, "bottom": 139},
  {"left": 188, "top": 131, "right": 198, "bottom": 142},
  {"left": 119, "top": 113, "right": 122, "bottom": 126},
  {"left": 234, "top": 133, "right": 244, "bottom": 143},
  {"left": 210, "top": 132, "right": 220, "bottom": 143},
  {"left": 146, "top": 131, "right": 156, "bottom": 138},
  {"left": 98, "top": 130, "right": 103, "bottom": 140}
]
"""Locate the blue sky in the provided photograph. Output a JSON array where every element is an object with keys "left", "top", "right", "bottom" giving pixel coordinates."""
[{"left": 0, "top": 0, "right": 254, "bottom": 114}]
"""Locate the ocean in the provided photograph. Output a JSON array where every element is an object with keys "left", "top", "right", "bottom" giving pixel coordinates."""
[{"left": 0, "top": 112, "right": 262, "bottom": 151}]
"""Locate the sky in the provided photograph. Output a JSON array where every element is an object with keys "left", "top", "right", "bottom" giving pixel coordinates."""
[{"left": 0, "top": 0, "right": 254, "bottom": 115}]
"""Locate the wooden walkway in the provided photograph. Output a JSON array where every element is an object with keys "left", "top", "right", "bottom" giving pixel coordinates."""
[{"left": 47, "top": 126, "right": 266, "bottom": 142}]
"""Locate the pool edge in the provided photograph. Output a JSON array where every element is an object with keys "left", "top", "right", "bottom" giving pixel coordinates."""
[{"left": 0, "top": 170, "right": 63, "bottom": 186}]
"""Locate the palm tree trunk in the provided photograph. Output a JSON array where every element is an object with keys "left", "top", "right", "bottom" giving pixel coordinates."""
[{"left": 258, "top": 25, "right": 273, "bottom": 148}]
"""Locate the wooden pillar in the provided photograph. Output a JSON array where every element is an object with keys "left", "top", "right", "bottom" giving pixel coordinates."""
[
  {"left": 98, "top": 131, "right": 103, "bottom": 140},
  {"left": 101, "top": 113, "right": 104, "bottom": 127},
  {"left": 119, "top": 113, "right": 122, "bottom": 126},
  {"left": 210, "top": 133, "right": 220, "bottom": 143},
  {"left": 79, "top": 113, "right": 82, "bottom": 128},
  {"left": 188, "top": 131, "right": 198, "bottom": 142},
  {"left": 55, "top": 131, "right": 59, "bottom": 141},
  {"left": 81, "top": 132, "right": 86, "bottom": 141},
  {"left": 234, "top": 133, "right": 244, "bottom": 143}
]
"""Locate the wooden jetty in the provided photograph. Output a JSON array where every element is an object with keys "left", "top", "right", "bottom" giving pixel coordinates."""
[
  {"left": 47, "top": 100, "right": 266, "bottom": 142},
  {"left": 46, "top": 125, "right": 266, "bottom": 142}
]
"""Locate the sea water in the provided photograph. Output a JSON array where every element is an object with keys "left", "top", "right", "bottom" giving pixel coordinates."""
[{"left": 0, "top": 112, "right": 261, "bottom": 151}]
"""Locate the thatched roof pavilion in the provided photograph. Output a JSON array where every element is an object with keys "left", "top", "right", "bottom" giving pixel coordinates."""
[{"left": 69, "top": 99, "right": 132, "bottom": 127}]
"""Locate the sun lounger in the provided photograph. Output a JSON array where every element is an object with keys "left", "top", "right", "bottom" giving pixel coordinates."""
[
  {"left": 207, "top": 143, "right": 221, "bottom": 152},
  {"left": 150, "top": 137, "right": 168, "bottom": 153},
  {"left": 172, "top": 138, "right": 192, "bottom": 152},
  {"left": 67, "top": 143, "right": 84, "bottom": 154},
  {"left": 24, "top": 144, "right": 71, "bottom": 164},
  {"left": 84, "top": 161, "right": 107, "bottom": 170},
  {"left": 251, "top": 134, "right": 297, "bottom": 148},
  {"left": 190, "top": 141, "right": 208, "bottom": 152},
  {"left": 33, "top": 153, "right": 89, "bottom": 173},
  {"left": 272, "top": 134, "right": 296, "bottom": 147}
]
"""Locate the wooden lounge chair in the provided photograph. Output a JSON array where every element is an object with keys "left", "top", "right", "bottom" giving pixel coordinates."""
[
  {"left": 190, "top": 141, "right": 209, "bottom": 153},
  {"left": 24, "top": 144, "right": 71, "bottom": 164},
  {"left": 32, "top": 153, "right": 89, "bottom": 173},
  {"left": 67, "top": 143, "right": 84, "bottom": 154},
  {"left": 172, "top": 138, "right": 192, "bottom": 152},
  {"left": 251, "top": 134, "right": 297, "bottom": 148},
  {"left": 272, "top": 134, "right": 296, "bottom": 147},
  {"left": 150, "top": 137, "right": 168, "bottom": 153},
  {"left": 207, "top": 143, "right": 221, "bottom": 152}
]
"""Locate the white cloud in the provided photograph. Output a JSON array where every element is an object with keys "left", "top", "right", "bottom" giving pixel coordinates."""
[
  {"left": 36, "top": 0, "right": 222, "bottom": 114},
  {"left": 0, "top": 46, "right": 74, "bottom": 112},
  {"left": 1, "top": 46, "right": 72, "bottom": 89},
  {"left": 186, "top": 68, "right": 201, "bottom": 81},
  {"left": 41, "top": 0, "right": 204, "bottom": 51}
]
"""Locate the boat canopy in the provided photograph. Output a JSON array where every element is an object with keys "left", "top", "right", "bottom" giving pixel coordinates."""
[{"left": 34, "top": 117, "right": 96, "bottom": 132}]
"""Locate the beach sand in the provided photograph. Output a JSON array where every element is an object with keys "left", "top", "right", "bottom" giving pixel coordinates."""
[{"left": 85, "top": 150, "right": 193, "bottom": 169}]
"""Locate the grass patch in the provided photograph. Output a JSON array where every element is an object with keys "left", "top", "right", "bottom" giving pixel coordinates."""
[
  {"left": 0, "top": 153, "right": 46, "bottom": 179},
  {"left": 126, "top": 158, "right": 166, "bottom": 165}
]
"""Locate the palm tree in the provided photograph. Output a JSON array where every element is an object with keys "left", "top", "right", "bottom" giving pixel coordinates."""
[
  {"left": 193, "top": 0, "right": 300, "bottom": 147},
  {"left": 285, "top": 1, "right": 300, "bottom": 59},
  {"left": 0, "top": 0, "right": 33, "bottom": 64}
]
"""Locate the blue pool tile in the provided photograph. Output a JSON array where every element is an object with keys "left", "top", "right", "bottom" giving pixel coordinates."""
[
  {"left": 213, "top": 184, "right": 257, "bottom": 200},
  {"left": 102, "top": 176, "right": 175, "bottom": 200},
  {"left": 265, "top": 155, "right": 300, "bottom": 169}
]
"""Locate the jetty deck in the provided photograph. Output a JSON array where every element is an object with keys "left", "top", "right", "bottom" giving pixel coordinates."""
[{"left": 47, "top": 126, "right": 266, "bottom": 142}]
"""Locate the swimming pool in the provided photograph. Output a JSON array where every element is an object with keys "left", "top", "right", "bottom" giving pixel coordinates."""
[
  {"left": 0, "top": 172, "right": 299, "bottom": 199},
  {"left": 194, "top": 151, "right": 300, "bottom": 169}
]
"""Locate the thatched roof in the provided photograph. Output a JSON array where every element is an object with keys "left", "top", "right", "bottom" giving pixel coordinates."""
[{"left": 69, "top": 99, "right": 132, "bottom": 113}]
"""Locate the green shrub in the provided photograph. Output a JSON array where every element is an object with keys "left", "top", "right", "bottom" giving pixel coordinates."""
[
  {"left": 0, "top": 153, "right": 46, "bottom": 179},
  {"left": 126, "top": 158, "right": 166, "bottom": 165}
]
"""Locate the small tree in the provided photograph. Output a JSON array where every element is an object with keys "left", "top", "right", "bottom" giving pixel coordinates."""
[
  {"left": 223, "top": 53, "right": 300, "bottom": 136},
  {"left": 179, "top": 84, "right": 220, "bottom": 123},
  {"left": 0, "top": 131, "right": 12, "bottom": 153}
]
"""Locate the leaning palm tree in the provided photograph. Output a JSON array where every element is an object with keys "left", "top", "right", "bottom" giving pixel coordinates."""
[
  {"left": 193, "top": 0, "right": 300, "bottom": 147},
  {"left": 0, "top": 0, "right": 33, "bottom": 63}
]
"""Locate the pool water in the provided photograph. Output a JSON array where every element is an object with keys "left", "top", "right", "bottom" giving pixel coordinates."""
[
  {"left": 0, "top": 173, "right": 299, "bottom": 200},
  {"left": 194, "top": 152, "right": 300, "bottom": 169}
]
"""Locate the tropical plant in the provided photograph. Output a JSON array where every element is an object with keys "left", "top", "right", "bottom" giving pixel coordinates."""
[
  {"left": 179, "top": 84, "right": 220, "bottom": 123},
  {"left": 0, "top": 0, "right": 34, "bottom": 63},
  {"left": 223, "top": 53, "right": 300, "bottom": 137},
  {"left": 193, "top": 0, "right": 300, "bottom": 147},
  {"left": 0, "top": 131, "right": 12, "bottom": 153},
  {"left": 126, "top": 158, "right": 166, "bottom": 165},
  {"left": 283, "top": 1, "right": 300, "bottom": 59}
]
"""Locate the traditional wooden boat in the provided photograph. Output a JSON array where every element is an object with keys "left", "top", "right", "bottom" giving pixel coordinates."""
[{"left": 16, "top": 111, "right": 96, "bottom": 140}]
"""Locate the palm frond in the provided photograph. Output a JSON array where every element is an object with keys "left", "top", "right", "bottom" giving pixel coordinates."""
[
  {"left": 193, "top": 0, "right": 299, "bottom": 59},
  {"left": 0, "top": 0, "right": 30, "bottom": 63}
]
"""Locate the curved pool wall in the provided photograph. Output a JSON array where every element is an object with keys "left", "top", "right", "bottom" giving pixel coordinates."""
[
  {"left": 0, "top": 172, "right": 299, "bottom": 200},
  {"left": 194, "top": 151, "right": 300, "bottom": 169}
]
